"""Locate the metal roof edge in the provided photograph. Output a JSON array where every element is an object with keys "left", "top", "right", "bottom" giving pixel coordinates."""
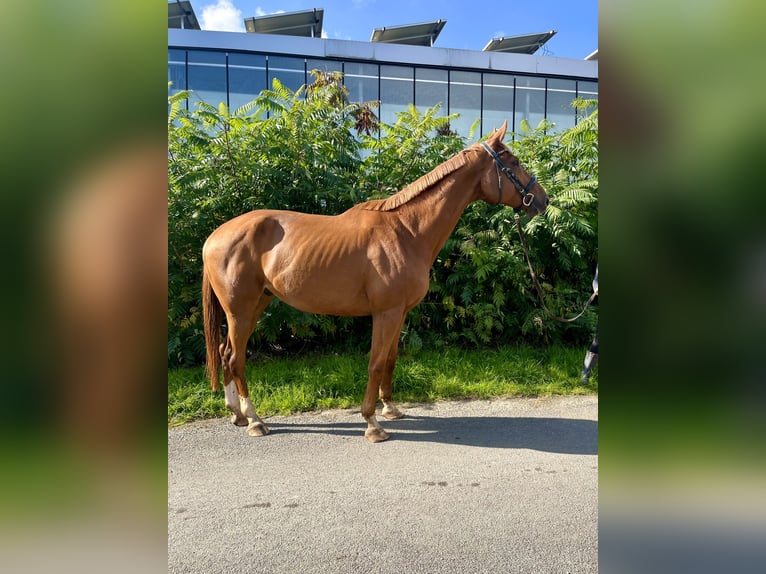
[{"left": 168, "top": 29, "right": 598, "bottom": 79}]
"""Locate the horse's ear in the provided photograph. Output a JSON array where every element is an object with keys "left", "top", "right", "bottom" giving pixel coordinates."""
[{"left": 488, "top": 120, "right": 508, "bottom": 145}]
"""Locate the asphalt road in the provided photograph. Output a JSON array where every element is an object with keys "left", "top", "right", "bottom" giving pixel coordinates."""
[{"left": 169, "top": 396, "right": 598, "bottom": 573}]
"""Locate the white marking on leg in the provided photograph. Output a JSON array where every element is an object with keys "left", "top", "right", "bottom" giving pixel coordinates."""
[
  {"left": 224, "top": 381, "right": 239, "bottom": 413},
  {"left": 366, "top": 413, "right": 383, "bottom": 430},
  {"left": 239, "top": 395, "right": 270, "bottom": 436},
  {"left": 225, "top": 381, "right": 248, "bottom": 425},
  {"left": 381, "top": 399, "right": 404, "bottom": 419},
  {"left": 239, "top": 396, "right": 262, "bottom": 423}
]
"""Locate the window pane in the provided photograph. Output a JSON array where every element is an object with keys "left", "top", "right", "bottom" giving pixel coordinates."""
[
  {"left": 306, "top": 58, "right": 342, "bottom": 78},
  {"left": 268, "top": 56, "right": 305, "bottom": 94},
  {"left": 188, "top": 50, "right": 225, "bottom": 64},
  {"left": 380, "top": 65, "right": 413, "bottom": 126},
  {"left": 515, "top": 76, "right": 545, "bottom": 133},
  {"left": 168, "top": 49, "right": 186, "bottom": 96},
  {"left": 187, "top": 50, "right": 226, "bottom": 108},
  {"left": 546, "top": 78, "right": 577, "bottom": 132},
  {"left": 344, "top": 62, "right": 379, "bottom": 104},
  {"left": 449, "top": 71, "right": 481, "bottom": 139},
  {"left": 577, "top": 80, "right": 598, "bottom": 121},
  {"left": 228, "top": 53, "right": 266, "bottom": 113},
  {"left": 482, "top": 73, "right": 514, "bottom": 137},
  {"left": 415, "top": 68, "right": 447, "bottom": 116},
  {"left": 578, "top": 80, "right": 598, "bottom": 99}
]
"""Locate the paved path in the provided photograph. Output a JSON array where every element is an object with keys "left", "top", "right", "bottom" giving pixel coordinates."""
[{"left": 169, "top": 396, "right": 598, "bottom": 573}]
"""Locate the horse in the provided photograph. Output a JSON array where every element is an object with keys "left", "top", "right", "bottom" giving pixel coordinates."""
[{"left": 201, "top": 120, "right": 548, "bottom": 442}]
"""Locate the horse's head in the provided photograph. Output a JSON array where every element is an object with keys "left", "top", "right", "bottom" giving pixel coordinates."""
[{"left": 476, "top": 121, "right": 549, "bottom": 217}]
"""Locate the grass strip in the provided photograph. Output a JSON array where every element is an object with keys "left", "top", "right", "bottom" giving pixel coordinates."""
[{"left": 168, "top": 344, "right": 597, "bottom": 425}]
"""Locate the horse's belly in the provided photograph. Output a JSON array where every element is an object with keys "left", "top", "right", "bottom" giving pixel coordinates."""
[
  {"left": 265, "top": 264, "right": 371, "bottom": 316},
  {"left": 267, "top": 264, "right": 427, "bottom": 316},
  {"left": 278, "top": 285, "right": 370, "bottom": 316}
]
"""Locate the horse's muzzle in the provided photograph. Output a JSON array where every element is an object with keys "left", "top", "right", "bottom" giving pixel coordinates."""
[{"left": 526, "top": 192, "right": 548, "bottom": 216}]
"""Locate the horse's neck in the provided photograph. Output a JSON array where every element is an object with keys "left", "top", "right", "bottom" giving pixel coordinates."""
[{"left": 397, "top": 164, "right": 480, "bottom": 262}]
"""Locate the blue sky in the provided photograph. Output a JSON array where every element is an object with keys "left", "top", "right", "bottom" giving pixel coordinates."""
[{"left": 190, "top": 0, "right": 598, "bottom": 60}]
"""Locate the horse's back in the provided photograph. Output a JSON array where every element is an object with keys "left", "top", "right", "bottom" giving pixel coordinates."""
[
  {"left": 203, "top": 209, "right": 313, "bottom": 260},
  {"left": 202, "top": 208, "right": 355, "bottom": 292}
]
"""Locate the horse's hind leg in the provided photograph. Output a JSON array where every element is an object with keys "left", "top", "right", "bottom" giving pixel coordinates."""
[
  {"left": 220, "top": 341, "right": 247, "bottom": 426},
  {"left": 225, "top": 295, "right": 273, "bottom": 436}
]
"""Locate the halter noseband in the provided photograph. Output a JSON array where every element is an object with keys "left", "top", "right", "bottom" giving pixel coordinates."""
[{"left": 480, "top": 142, "right": 537, "bottom": 212}]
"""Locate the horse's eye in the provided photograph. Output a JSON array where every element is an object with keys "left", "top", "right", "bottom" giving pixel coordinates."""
[{"left": 512, "top": 160, "right": 520, "bottom": 168}]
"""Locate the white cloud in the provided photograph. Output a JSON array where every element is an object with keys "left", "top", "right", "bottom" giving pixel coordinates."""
[
  {"left": 255, "top": 7, "right": 285, "bottom": 17},
  {"left": 200, "top": 0, "right": 245, "bottom": 32}
]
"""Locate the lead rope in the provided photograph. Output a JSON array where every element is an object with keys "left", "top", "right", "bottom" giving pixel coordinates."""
[{"left": 514, "top": 213, "right": 596, "bottom": 323}]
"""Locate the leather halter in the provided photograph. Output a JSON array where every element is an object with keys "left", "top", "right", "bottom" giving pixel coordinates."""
[{"left": 481, "top": 142, "right": 537, "bottom": 212}]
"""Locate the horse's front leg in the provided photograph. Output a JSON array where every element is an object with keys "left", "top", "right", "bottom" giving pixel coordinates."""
[
  {"left": 379, "top": 312, "right": 407, "bottom": 420},
  {"left": 363, "top": 308, "right": 407, "bottom": 442}
]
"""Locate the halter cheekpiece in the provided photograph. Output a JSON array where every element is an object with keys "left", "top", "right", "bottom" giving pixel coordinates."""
[{"left": 480, "top": 142, "right": 537, "bottom": 212}]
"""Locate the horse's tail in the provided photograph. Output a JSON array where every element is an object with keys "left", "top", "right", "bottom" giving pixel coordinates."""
[{"left": 202, "top": 267, "right": 223, "bottom": 392}]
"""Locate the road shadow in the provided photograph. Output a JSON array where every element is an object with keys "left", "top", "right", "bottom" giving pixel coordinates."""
[{"left": 267, "top": 415, "right": 597, "bottom": 455}]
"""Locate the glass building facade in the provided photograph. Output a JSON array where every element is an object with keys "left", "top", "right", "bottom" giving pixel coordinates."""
[{"left": 169, "top": 30, "right": 597, "bottom": 138}]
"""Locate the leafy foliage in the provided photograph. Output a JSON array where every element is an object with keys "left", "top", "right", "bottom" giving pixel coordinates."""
[
  {"left": 168, "top": 75, "right": 598, "bottom": 367},
  {"left": 168, "top": 74, "right": 366, "bottom": 365},
  {"left": 359, "top": 104, "right": 466, "bottom": 198}
]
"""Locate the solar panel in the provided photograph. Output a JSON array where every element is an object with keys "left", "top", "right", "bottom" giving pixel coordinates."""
[
  {"left": 482, "top": 31, "right": 557, "bottom": 54},
  {"left": 244, "top": 8, "right": 324, "bottom": 38},
  {"left": 370, "top": 20, "right": 446, "bottom": 47},
  {"left": 168, "top": 0, "right": 200, "bottom": 30}
]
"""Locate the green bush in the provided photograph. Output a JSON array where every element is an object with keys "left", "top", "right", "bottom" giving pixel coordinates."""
[
  {"left": 417, "top": 109, "right": 599, "bottom": 348},
  {"left": 168, "top": 73, "right": 597, "bottom": 367}
]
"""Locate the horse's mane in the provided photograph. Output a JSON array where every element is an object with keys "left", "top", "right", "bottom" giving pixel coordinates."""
[{"left": 360, "top": 150, "right": 469, "bottom": 212}]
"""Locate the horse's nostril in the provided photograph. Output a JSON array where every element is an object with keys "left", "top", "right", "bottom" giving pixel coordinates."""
[{"left": 545, "top": 197, "right": 550, "bottom": 206}]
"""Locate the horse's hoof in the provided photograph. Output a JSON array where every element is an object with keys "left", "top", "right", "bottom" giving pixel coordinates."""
[
  {"left": 381, "top": 406, "right": 404, "bottom": 420},
  {"left": 231, "top": 414, "right": 248, "bottom": 426},
  {"left": 247, "top": 422, "right": 271, "bottom": 437},
  {"left": 365, "top": 427, "right": 389, "bottom": 443}
]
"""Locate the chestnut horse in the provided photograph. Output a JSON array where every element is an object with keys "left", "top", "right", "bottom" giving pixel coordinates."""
[{"left": 202, "top": 121, "right": 548, "bottom": 442}]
